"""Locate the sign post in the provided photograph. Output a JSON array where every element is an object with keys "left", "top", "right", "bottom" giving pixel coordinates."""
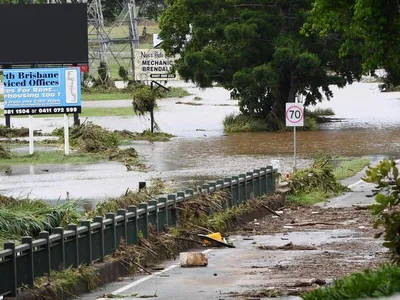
[
  {"left": 286, "top": 100, "right": 304, "bottom": 171},
  {"left": 29, "top": 115, "right": 34, "bottom": 155}
]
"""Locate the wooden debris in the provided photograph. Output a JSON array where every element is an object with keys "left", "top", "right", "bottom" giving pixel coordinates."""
[{"left": 262, "top": 204, "right": 282, "bottom": 217}]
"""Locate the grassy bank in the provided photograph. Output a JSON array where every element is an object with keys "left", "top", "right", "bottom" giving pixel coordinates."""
[
  {"left": 82, "top": 87, "right": 190, "bottom": 101},
  {"left": 0, "top": 151, "right": 101, "bottom": 165},
  {"left": 332, "top": 156, "right": 370, "bottom": 180},
  {"left": 0, "top": 107, "right": 137, "bottom": 117},
  {"left": 302, "top": 264, "right": 400, "bottom": 300}
]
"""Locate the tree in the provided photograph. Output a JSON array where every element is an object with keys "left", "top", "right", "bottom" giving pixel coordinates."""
[
  {"left": 305, "top": 0, "right": 400, "bottom": 87},
  {"left": 132, "top": 86, "right": 158, "bottom": 133},
  {"left": 159, "top": 0, "right": 363, "bottom": 129}
]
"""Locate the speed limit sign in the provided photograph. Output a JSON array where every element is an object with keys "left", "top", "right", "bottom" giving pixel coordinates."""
[{"left": 286, "top": 103, "right": 304, "bottom": 127}]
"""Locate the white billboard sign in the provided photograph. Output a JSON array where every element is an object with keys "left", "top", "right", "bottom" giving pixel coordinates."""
[{"left": 134, "top": 49, "right": 179, "bottom": 81}]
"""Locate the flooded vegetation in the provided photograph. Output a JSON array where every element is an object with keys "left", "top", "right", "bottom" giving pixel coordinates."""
[{"left": 1, "top": 82, "right": 400, "bottom": 201}]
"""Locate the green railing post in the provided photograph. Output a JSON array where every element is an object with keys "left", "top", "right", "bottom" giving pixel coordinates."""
[
  {"left": 53, "top": 227, "right": 65, "bottom": 270},
  {"left": 148, "top": 200, "right": 159, "bottom": 232},
  {"left": 117, "top": 209, "right": 128, "bottom": 246},
  {"left": 232, "top": 176, "right": 239, "bottom": 205},
  {"left": 93, "top": 217, "right": 105, "bottom": 262},
  {"left": 185, "top": 189, "right": 194, "bottom": 198},
  {"left": 138, "top": 203, "right": 149, "bottom": 238},
  {"left": 216, "top": 180, "right": 224, "bottom": 191},
  {"left": 67, "top": 224, "right": 79, "bottom": 268},
  {"left": 224, "top": 178, "right": 233, "bottom": 207},
  {"left": 158, "top": 197, "right": 168, "bottom": 231},
  {"left": 80, "top": 220, "right": 93, "bottom": 264},
  {"left": 209, "top": 182, "right": 216, "bottom": 193},
  {"left": 266, "top": 166, "right": 273, "bottom": 193},
  {"left": 260, "top": 167, "right": 267, "bottom": 195},
  {"left": 128, "top": 206, "right": 139, "bottom": 245},
  {"left": 105, "top": 213, "right": 117, "bottom": 252},
  {"left": 254, "top": 169, "right": 261, "bottom": 198},
  {"left": 39, "top": 231, "right": 51, "bottom": 275},
  {"left": 201, "top": 184, "right": 210, "bottom": 195},
  {"left": 246, "top": 171, "right": 254, "bottom": 200},
  {"left": 21, "top": 237, "right": 34, "bottom": 288},
  {"left": 4, "top": 242, "right": 17, "bottom": 297},
  {"left": 167, "top": 194, "right": 178, "bottom": 226},
  {"left": 239, "top": 174, "right": 246, "bottom": 203}
]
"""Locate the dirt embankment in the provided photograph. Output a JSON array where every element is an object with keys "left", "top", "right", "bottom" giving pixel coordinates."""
[{"left": 228, "top": 205, "right": 389, "bottom": 298}]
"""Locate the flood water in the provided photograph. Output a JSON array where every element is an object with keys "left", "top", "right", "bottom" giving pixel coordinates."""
[{"left": 1, "top": 81, "right": 400, "bottom": 201}]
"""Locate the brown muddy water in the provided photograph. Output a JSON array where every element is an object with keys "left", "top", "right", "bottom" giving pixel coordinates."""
[{"left": 1, "top": 82, "right": 400, "bottom": 201}]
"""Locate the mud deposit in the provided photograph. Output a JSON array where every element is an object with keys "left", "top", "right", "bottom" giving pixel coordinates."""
[{"left": 225, "top": 205, "right": 388, "bottom": 299}]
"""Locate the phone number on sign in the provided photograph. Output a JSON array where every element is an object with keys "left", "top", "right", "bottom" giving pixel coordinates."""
[{"left": 3, "top": 107, "right": 81, "bottom": 115}]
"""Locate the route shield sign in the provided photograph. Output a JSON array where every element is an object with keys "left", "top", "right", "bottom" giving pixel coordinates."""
[
  {"left": 286, "top": 103, "right": 304, "bottom": 127},
  {"left": 3, "top": 67, "right": 81, "bottom": 115}
]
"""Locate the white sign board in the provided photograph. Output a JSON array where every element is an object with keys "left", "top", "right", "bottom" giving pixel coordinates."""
[
  {"left": 134, "top": 49, "right": 179, "bottom": 81},
  {"left": 286, "top": 103, "right": 304, "bottom": 127}
]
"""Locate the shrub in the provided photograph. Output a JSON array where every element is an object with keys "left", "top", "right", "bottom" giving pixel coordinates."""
[{"left": 363, "top": 159, "right": 400, "bottom": 262}]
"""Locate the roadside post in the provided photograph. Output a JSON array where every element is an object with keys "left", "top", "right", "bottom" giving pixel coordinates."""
[
  {"left": 286, "top": 98, "right": 304, "bottom": 171},
  {"left": 3, "top": 67, "right": 81, "bottom": 155}
]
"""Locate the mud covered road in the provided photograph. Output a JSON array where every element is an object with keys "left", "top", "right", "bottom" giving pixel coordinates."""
[{"left": 81, "top": 175, "right": 388, "bottom": 300}]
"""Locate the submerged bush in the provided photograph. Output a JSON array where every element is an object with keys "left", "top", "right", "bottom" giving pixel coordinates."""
[{"left": 223, "top": 113, "right": 266, "bottom": 132}]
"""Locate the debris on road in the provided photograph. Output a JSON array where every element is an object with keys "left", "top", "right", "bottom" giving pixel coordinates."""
[
  {"left": 180, "top": 252, "right": 208, "bottom": 267},
  {"left": 198, "top": 233, "right": 236, "bottom": 248},
  {"left": 286, "top": 278, "right": 327, "bottom": 287},
  {"left": 258, "top": 242, "right": 317, "bottom": 251}
]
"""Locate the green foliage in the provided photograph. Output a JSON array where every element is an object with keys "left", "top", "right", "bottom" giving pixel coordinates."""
[
  {"left": 160, "top": 0, "right": 363, "bottom": 129},
  {"left": 306, "top": 0, "right": 400, "bottom": 86},
  {"left": 287, "top": 189, "right": 335, "bottom": 206},
  {"left": 363, "top": 159, "right": 400, "bottom": 262},
  {"left": 34, "top": 266, "right": 99, "bottom": 298},
  {"left": 0, "top": 125, "right": 42, "bottom": 138},
  {"left": 96, "top": 61, "right": 112, "bottom": 87},
  {"left": 86, "top": 178, "right": 166, "bottom": 218},
  {"left": 290, "top": 155, "right": 349, "bottom": 196},
  {"left": 223, "top": 113, "right": 318, "bottom": 133},
  {"left": 131, "top": 130, "right": 174, "bottom": 142},
  {"left": 223, "top": 113, "right": 266, "bottom": 133},
  {"left": 132, "top": 86, "right": 157, "bottom": 116},
  {"left": 53, "top": 122, "right": 121, "bottom": 154},
  {"left": 302, "top": 264, "right": 400, "bottom": 300},
  {"left": 118, "top": 66, "right": 129, "bottom": 82},
  {"left": 0, "top": 144, "right": 11, "bottom": 159},
  {"left": 0, "top": 197, "right": 82, "bottom": 248}
]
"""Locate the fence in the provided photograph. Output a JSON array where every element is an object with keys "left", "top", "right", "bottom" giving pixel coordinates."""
[{"left": 0, "top": 166, "right": 277, "bottom": 297}]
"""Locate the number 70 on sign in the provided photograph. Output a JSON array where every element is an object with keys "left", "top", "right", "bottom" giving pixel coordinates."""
[{"left": 286, "top": 103, "right": 304, "bottom": 127}]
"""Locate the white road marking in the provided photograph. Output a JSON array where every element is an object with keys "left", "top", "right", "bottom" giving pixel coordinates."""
[
  {"left": 348, "top": 180, "right": 364, "bottom": 189},
  {"left": 102, "top": 249, "right": 213, "bottom": 297}
]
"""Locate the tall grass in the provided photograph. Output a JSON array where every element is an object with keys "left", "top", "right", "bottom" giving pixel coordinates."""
[
  {"left": 302, "top": 264, "right": 400, "bottom": 300},
  {"left": 223, "top": 113, "right": 266, "bottom": 133},
  {"left": 0, "top": 196, "right": 82, "bottom": 248}
]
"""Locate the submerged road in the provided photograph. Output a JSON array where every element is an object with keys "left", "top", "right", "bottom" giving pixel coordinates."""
[{"left": 80, "top": 170, "right": 385, "bottom": 300}]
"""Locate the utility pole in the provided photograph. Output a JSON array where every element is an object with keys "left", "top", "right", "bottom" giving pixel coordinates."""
[{"left": 128, "top": 0, "right": 140, "bottom": 78}]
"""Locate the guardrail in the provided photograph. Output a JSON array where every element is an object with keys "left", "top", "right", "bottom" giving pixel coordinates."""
[{"left": 0, "top": 166, "right": 277, "bottom": 297}]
